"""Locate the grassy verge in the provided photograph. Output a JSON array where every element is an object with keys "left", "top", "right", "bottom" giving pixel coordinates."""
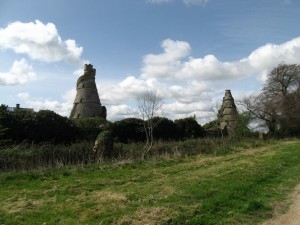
[{"left": 0, "top": 139, "right": 299, "bottom": 225}]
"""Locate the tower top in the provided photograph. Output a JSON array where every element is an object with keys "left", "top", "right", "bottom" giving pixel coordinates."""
[
  {"left": 84, "top": 64, "right": 96, "bottom": 76},
  {"left": 224, "top": 90, "right": 233, "bottom": 100},
  {"left": 84, "top": 64, "right": 93, "bottom": 71}
]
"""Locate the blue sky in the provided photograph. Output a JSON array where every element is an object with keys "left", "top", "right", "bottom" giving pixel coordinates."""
[{"left": 1, "top": 0, "right": 300, "bottom": 124}]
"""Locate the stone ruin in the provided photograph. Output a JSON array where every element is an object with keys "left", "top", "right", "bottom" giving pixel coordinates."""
[
  {"left": 218, "top": 90, "right": 238, "bottom": 135},
  {"left": 70, "top": 64, "right": 107, "bottom": 119}
]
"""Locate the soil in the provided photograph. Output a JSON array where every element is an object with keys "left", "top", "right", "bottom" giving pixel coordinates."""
[{"left": 261, "top": 184, "right": 300, "bottom": 225}]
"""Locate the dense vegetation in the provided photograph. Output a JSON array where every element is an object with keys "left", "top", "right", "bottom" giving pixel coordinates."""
[
  {"left": 0, "top": 106, "right": 80, "bottom": 144},
  {"left": 0, "top": 105, "right": 205, "bottom": 145},
  {"left": 0, "top": 105, "right": 208, "bottom": 171},
  {"left": 0, "top": 139, "right": 299, "bottom": 225}
]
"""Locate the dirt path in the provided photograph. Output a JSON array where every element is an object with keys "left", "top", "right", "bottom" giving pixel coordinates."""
[{"left": 261, "top": 184, "right": 300, "bottom": 225}]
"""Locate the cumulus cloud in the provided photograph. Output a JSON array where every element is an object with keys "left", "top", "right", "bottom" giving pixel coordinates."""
[
  {"left": 16, "top": 36, "right": 300, "bottom": 124},
  {"left": 142, "top": 37, "right": 300, "bottom": 84},
  {"left": 141, "top": 39, "right": 191, "bottom": 79},
  {"left": 17, "top": 89, "right": 75, "bottom": 117},
  {"left": 0, "top": 20, "right": 83, "bottom": 64},
  {"left": 0, "top": 59, "right": 36, "bottom": 85},
  {"left": 163, "top": 101, "right": 212, "bottom": 114},
  {"left": 99, "top": 37, "right": 300, "bottom": 122},
  {"left": 99, "top": 76, "right": 165, "bottom": 105},
  {"left": 107, "top": 105, "right": 137, "bottom": 121}
]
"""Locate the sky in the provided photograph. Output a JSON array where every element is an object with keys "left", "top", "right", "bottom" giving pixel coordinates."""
[{"left": 1, "top": 0, "right": 300, "bottom": 124}]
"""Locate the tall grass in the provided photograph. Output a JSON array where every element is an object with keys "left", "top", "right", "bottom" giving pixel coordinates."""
[
  {"left": 0, "top": 141, "right": 94, "bottom": 171},
  {"left": 0, "top": 137, "right": 274, "bottom": 171}
]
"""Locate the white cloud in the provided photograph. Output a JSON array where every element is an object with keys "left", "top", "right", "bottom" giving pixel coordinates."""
[
  {"left": 72, "top": 60, "right": 90, "bottom": 77},
  {"left": 17, "top": 90, "right": 75, "bottom": 117},
  {"left": 0, "top": 20, "right": 83, "bottom": 64},
  {"left": 163, "top": 101, "right": 212, "bottom": 114},
  {"left": 73, "top": 68, "right": 85, "bottom": 77},
  {"left": 99, "top": 37, "right": 300, "bottom": 123},
  {"left": 0, "top": 59, "right": 36, "bottom": 85},
  {"left": 107, "top": 105, "right": 137, "bottom": 121},
  {"left": 246, "top": 38, "right": 300, "bottom": 70},
  {"left": 15, "top": 36, "right": 300, "bottom": 124},
  {"left": 99, "top": 76, "right": 165, "bottom": 105},
  {"left": 141, "top": 39, "right": 191, "bottom": 79},
  {"left": 168, "top": 81, "right": 212, "bottom": 103},
  {"left": 142, "top": 37, "right": 300, "bottom": 83}
]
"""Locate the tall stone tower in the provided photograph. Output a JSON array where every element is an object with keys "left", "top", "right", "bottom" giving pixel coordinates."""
[
  {"left": 218, "top": 90, "right": 238, "bottom": 135},
  {"left": 70, "top": 64, "right": 106, "bottom": 119}
]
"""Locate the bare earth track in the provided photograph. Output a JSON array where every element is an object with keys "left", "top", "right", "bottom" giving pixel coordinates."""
[{"left": 261, "top": 184, "right": 300, "bottom": 225}]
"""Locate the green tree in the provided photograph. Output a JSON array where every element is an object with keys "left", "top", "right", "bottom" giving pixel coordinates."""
[
  {"left": 0, "top": 105, "right": 9, "bottom": 142},
  {"left": 72, "top": 116, "right": 107, "bottom": 140},
  {"left": 175, "top": 117, "right": 205, "bottom": 140},
  {"left": 279, "top": 86, "right": 300, "bottom": 135},
  {"left": 34, "top": 110, "right": 79, "bottom": 143},
  {"left": 0, "top": 108, "right": 80, "bottom": 143},
  {"left": 152, "top": 117, "right": 177, "bottom": 141},
  {"left": 263, "top": 64, "right": 300, "bottom": 97},
  {"left": 233, "top": 111, "right": 252, "bottom": 138},
  {"left": 10, "top": 109, "right": 36, "bottom": 142},
  {"left": 112, "top": 118, "right": 145, "bottom": 143},
  {"left": 239, "top": 64, "right": 300, "bottom": 136}
]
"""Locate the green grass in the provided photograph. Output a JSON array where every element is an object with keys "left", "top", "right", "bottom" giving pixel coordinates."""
[{"left": 0, "top": 139, "right": 300, "bottom": 225}]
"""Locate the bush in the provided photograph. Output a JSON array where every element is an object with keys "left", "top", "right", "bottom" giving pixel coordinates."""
[
  {"left": 112, "top": 118, "right": 145, "bottom": 143},
  {"left": 152, "top": 117, "right": 178, "bottom": 141},
  {"left": 175, "top": 117, "right": 205, "bottom": 140},
  {"left": 34, "top": 110, "right": 80, "bottom": 143},
  {"left": 72, "top": 116, "right": 107, "bottom": 140},
  {"left": 0, "top": 108, "right": 80, "bottom": 144}
]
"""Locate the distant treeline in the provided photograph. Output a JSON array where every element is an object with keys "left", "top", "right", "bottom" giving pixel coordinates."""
[
  {"left": 0, "top": 104, "right": 260, "bottom": 171},
  {"left": 0, "top": 105, "right": 206, "bottom": 145}
]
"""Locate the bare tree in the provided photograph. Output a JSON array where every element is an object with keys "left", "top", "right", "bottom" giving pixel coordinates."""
[
  {"left": 238, "top": 93, "right": 281, "bottom": 133},
  {"left": 136, "top": 91, "right": 163, "bottom": 158},
  {"left": 238, "top": 64, "right": 300, "bottom": 134}
]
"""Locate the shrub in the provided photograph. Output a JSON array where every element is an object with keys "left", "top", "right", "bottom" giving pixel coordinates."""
[
  {"left": 112, "top": 118, "right": 145, "bottom": 143},
  {"left": 152, "top": 117, "right": 178, "bottom": 141},
  {"left": 72, "top": 116, "right": 107, "bottom": 140},
  {"left": 175, "top": 117, "right": 205, "bottom": 140},
  {"left": 0, "top": 108, "right": 80, "bottom": 144}
]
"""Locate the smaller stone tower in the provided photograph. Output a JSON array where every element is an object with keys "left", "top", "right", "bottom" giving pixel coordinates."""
[
  {"left": 70, "top": 64, "right": 106, "bottom": 119},
  {"left": 218, "top": 90, "right": 238, "bottom": 135}
]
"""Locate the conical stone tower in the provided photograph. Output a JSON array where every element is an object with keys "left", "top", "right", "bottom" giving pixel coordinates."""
[
  {"left": 70, "top": 64, "right": 106, "bottom": 119},
  {"left": 218, "top": 90, "right": 238, "bottom": 135}
]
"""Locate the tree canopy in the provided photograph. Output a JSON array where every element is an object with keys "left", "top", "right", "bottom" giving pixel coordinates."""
[{"left": 239, "top": 63, "right": 300, "bottom": 136}]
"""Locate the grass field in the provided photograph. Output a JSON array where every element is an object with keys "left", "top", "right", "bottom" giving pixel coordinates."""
[{"left": 0, "top": 139, "right": 300, "bottom": 225}]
